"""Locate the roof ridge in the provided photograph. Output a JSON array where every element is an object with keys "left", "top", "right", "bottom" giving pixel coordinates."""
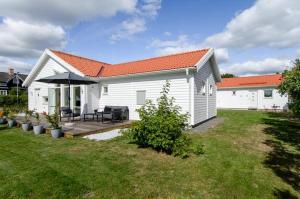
[
  {"left": 50, "top": 49, "right": 111, "bottom": 65},
  {"left": 112, "top": 48, "right": 210, "bottom": 66},
  {"left": 0, "top": 71, "right": 27, "bottom": 76}
]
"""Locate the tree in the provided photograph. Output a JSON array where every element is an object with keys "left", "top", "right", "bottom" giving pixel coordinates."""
[
  {"left": 278, "top": 59, "right": 300, "bottom": 116},
  {"left": 221, "top": 73, "right": 236, "bottom": 78}
]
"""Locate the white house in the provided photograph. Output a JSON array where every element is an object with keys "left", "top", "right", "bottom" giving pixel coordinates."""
[
  {"left": 23, "top": 48, "right": 221, "bottom": 126},
  {"left": 216, "top": 74, "right": 288, "bottom": 110}
]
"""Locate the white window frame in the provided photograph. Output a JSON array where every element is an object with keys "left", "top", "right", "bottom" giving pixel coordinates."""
[
  {"left": 136, "top": 90, "right": 146, "bottom": 105},
  {"left": 103, "top": 85, "right": 108, "bottom": 95},
  {"left": 209, "top": 85, "right": 213, "bottom": 96},
  {"left": 201, "top": 82, "right": 206, "bottom": 95},
  {"left": 0, "top": 90, "right": 7, "bottom": 96},
  {"left": 264, "top": 89, "right": 273, "bottom": 98}
]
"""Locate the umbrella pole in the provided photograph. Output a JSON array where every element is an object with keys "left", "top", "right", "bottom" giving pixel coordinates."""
[{"left": 69, "top": 79, "right": 71, "bottom": 121}]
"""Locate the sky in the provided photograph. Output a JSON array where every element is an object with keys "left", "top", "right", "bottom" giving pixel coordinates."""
[{"left": 0, "top": 0, "right": 299, "bottom": 76}]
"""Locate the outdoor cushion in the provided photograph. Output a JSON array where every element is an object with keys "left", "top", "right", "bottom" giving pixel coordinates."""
[
  {"left": 103, "top": 107, "right": 112, "bottom": 113},
  {"left": 60, "top": 107, "right": 72, "bottom": 117}
]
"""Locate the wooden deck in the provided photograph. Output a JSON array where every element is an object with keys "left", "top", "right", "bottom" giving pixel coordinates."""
[
  {"left": 61, "top": 120, "right": 132, "bottom": 138},
  {"left": 15, "top": 115, "right": 132, "bottom": 138}
]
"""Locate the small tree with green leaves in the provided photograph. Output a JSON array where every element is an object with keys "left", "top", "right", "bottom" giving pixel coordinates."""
[
  {"left": 126, "top": 81, "right": 191, "bottom": 158},
  {"left": 279, "top": 59, "right": 300, "bottom": 116},
  {"left": 45, "top": 108, "right": 60, "bottom": 129},
  {"left": 221, "top": 73, "right": 236, "bottom": 78}
]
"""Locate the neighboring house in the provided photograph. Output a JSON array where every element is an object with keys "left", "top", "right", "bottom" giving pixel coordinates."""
[
  {"left": 23, "top": 48, "right": 221, "bottom": 126},
  {"left": 216, "top": 74, "right": 288, "bottom": 110},
  {"left": 0, "top": 68, "right": 27, "bottom": 96}
]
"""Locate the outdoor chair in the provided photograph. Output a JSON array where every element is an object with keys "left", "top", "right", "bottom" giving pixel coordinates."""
[
  {"left": 60, "top": 107, "right": 80, "bottom": 122},
  {"left": 100, "top": 106, "right": 129, "bottom": 123}
]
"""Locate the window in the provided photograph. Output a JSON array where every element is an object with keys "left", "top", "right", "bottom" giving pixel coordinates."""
[
  {"left": 136, "top": 90, "right": 146, "bottom": 105},
  {"left": 43, "top": 97, "right": 48, "bottom": 104},
  {"left": 209, "top": 85, "right": 213, "bottom": 95},
  {"left": 0, "top": 90, "right": 7, "bottom": 96},
  {"left": 103, "top": 85, "right": 108, "bottom": 94},
  {"left": 264, "top": 89, "right": 273, "bottom": 98},
  {"left": 201, "top": 82, "right": 206, "bottom": 95},
  {"left": 232, "top": 91, "right": 236, "bottom": 96}
]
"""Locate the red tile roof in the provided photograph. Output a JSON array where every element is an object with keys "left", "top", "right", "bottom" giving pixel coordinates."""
[
  {"left": 217, "top": 74, "right": 283, "bottom": 89},
  {"left": 51, "top": 50, "right": 111, "bottom": 76},
  {"left": 51, "top": 49, "right": 209, "bottom": 77},
  {"left": 100, "top": 49, "right": 209, "bottom": 77}
]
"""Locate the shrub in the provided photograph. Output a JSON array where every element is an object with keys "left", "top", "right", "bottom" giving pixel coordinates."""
[
  {"left": 44, "top": 108, "right": 60, "bottom": 129},
  {"left": 126, "top": 81, "right": 190, "bottom": 158},
  {"left": 23, "top": 109, "right": 33, "bottom": 123},
  {"left": 33, "top": 112, "right": 41, "bottom": 125},
  {"left": 192, "top": 143, "right": 205, "bottom": 156},
  {"left": 279, "top": 59, "right": 300, "bottom": 117}
]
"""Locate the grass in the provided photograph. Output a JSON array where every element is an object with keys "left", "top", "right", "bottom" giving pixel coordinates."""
[{"left": 0, "top": 110, "right": 299, "bottom": 199}]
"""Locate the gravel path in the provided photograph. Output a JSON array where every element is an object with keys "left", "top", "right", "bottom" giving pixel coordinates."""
[
  {"left": 190, "top": 117, "right": 224, "bottom": 133},
  {"left": 83, "top": 129, "right": 124, "bottom": 141}
]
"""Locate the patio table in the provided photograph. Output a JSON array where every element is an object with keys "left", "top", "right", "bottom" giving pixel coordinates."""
[
  {"left": 96, "top": 111, "right": 104, "bottom": 123},
  {"left": 83, "top": 113, "right": 97, "bottom": 121}
]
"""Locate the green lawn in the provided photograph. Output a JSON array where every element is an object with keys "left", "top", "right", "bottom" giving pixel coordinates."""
[{"left": 0, "top": 110, "right": 299, "bottom": 199}]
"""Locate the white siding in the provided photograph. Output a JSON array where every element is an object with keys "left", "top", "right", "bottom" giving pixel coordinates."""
[
  {"left": 98, "top": 72, "right": 190, "bottom": 121},
  {"left": 193, "top": 59, "right": 217, "bottom": 125},
  {"left": 217, "top": 87, "right": 288, "bottom": 109},
  {"left": 28, "top": 58, "right": 68, "bottom": 113}
]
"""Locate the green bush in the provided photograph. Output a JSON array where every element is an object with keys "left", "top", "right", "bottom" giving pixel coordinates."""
[
  {"left": 0, "top": 88, "right": 28, "bottom": 111},
  {"left": 279, "top": 59, "right": 300, "bottom": 117},
  {"left": 126, "top": 81, "right": 190, "bottom": 158},
  {"left": 192, "top": 143, "right": 205, "bottom": 156}
]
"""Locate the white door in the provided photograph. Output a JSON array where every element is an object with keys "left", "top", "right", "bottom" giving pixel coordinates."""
[
  {"left": 34, "top": 89, "right": 40, "bottom": 111},
  {"left": 248, "top": 90, "right": 258, "bottom": 109}
]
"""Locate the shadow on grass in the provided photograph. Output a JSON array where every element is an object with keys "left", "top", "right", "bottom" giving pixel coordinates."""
[
  {"left": 273, "top": 188, "right": 298, "bottom": 199},
  {"left": 262, "top": 112, "right": 300, "bottom": 193}
]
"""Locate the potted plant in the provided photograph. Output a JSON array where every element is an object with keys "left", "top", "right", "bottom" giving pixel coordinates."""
[
  {"left": 21, "top": 110, "right": 33, "bottom": 131},
  {"left": 7, "top": 110, "right": 16, "bottom": 128},
  {"left": 45, "top": 108, "right": 62, "bottom": 138},
  {"left": 33, "top": 112, "right": 44, "bottom": 135},
  {"left": 0, "top": 111, "right": 7, "bottom": 124}
]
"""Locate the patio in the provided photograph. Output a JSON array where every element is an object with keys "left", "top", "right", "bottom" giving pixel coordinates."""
[
  {"left": 15, "top": 114, "right": 132, "bottom": 138},
  {"left": 61, "top": 119, "right": 132, "bottom": 138}
]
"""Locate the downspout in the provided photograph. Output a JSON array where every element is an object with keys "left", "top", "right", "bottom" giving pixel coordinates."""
[
  {"left": 186, "top": 68, "right": 193, "bottom": 125},
  {"left": 206, "top": 78, "right": 209, "bottom": 119}
]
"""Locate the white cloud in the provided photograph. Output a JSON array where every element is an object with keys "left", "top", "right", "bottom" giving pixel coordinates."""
[
  {"left": 0, "top": 0, "right": 142, "bottom": 73},
  {"left": 296, "top": 49, "right": 300, "bottom": 57},
  {"left": 225, "top": 58, "right": 291, "bottom": 76},
  {"left": 164, "top": 31, "right": 172, "bottom": 36},
  {"left": 204, "top": 0, "right": 300, "bottom": 49},
  {"left": 110, "top": 0, "right": 161, "bottom": 41},
  {"left": 0, "top": 56, "right": 32, "bottom": 73},
  {"left": 0, "top": 18, "right": 66, "bottom": 58},
  {"left": 0, "top": 0, "right": 138, "bottom": 26},
  {"left": 139, "top": 0, "right": 162, "bottom": 18},
  {"left": 149, "top": 34, "right": 229, "bottom": 63},
  {"left": 110, "top": 18, "right": 146, "bottom": 42},
  {"left": 214, "top": 48, "right": 229, "bottom": 64}
]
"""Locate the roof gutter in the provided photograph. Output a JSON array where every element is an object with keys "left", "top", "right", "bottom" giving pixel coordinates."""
[
  {"left": 217, "top": 85, "right": 280, "bottom": 90},
  {"left": 91, "top": 66, "right": 196, "bottom": 81}
]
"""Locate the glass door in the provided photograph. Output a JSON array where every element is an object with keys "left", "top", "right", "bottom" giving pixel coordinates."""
[
  {"left": 48, "top": 87, "right": 61, "bottom": 114},
  {"left": 63, "top": 86, "right": 70, "bottom": 108},
  {"left": 73, "top": 86, "right": 81, "bottom": 114}
]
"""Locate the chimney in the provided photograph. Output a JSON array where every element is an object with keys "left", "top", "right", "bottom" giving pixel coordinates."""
[{"left": 8, "top": 68, "right": 14, "bottom": 76}]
